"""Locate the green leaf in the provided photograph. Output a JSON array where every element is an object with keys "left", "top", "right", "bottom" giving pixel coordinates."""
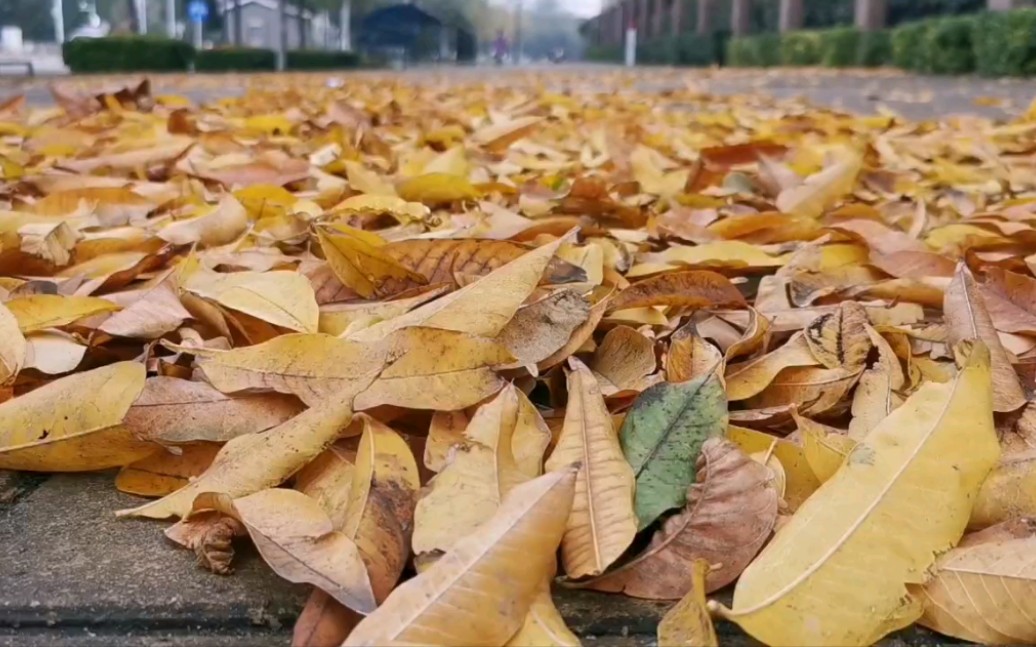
[{"left": 619, "top": 373, "right": 727, "bottom": 530}]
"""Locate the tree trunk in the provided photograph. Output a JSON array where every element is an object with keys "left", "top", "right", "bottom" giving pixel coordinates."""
[
  {"left": 234, "top": 0, "right": 243, "bottom": 44},
  {"left": 297, "top": 0, "right": 307, "bottom": 49},
  {"left": 339, "top": 0, "right": 351, "bottom": 51},
  {"left": 127, "top": 0, "right": 141, "bottom": 33}
]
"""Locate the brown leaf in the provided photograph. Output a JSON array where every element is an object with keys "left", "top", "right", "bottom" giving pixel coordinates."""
[
  {"left": 804, "top": 301, "right": 872, "bottom": 371},
  {"left": 945, "top": 263, "right": 1025, "bottom": 412},
  {"left": 123, "top": 376, "right": 304, "bottom": 444},
  {"left": 608, "top": 270, "right": 746, "bottom": 312}
]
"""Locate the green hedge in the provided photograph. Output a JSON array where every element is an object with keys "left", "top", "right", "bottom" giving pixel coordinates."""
[
  {"left": 195, "top": 48, "right": 277, "bottom": 71},
  {"left": 677, "top": 33, "right": 722, "bottom": 66},
  {"left": 727, "top": 33, "right": 781, "bottom": 67},
  {"left": 858, "top": 30, "right": 892, "bottom": 67},
  {"left": 286, "top": 50, "right": 362, "bottom": 69},
  {"left": 585, "top": 44, "right": 623, "bottom": 63},
  {"left": 974, "top": 9, "right": 1036, "bottom": 77},
  {"left": 819, "top": 27, "right": 861, "bottom": 67},
  {"left": 637, "top": 37, "right": 678, "bottom": 65},
  {"left": 921, "top": 15, "right": 975, "bottom": 74},
  {"left": 62, "top": 37, "right": 193, "bottom": 73},
  {"left": 780, "top": 31, "right": 822, "bottom": 66},
  {"left": 891, "top": 21, "right": 930, "bottom": 71}
]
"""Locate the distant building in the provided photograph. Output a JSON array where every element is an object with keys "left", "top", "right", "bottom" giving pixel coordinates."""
[{"left": 219, "top": 0, "right": 336, "bottom": 49}]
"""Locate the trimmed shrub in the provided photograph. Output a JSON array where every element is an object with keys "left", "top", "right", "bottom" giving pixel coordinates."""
[
  {"left": 727, "top": 33, "right": 781, "bottom": 67},
  {"left": 585, "top": 44, "right": 623, "bottom": 63},
  {"left": 818, "top": 27, "right": 860, "bottom": 68},
  {"left": 858, "top": 29, "right": 892, "bottom": 67},
  {"left": 677, "top": 33, "right": 719, "bottom": 66},
  {"left": 921, "top": 15, "right": 975, "bottom": 74},
  {"left": 973, "top": 9, "right": 1036, "bottom": 77},
  {"left": 286, "top": 50, "right": 362, "bottom": 70},
  {"left": 62, "top": 37, "right": 193, "bottom": 73},
  {"left": 891, "top": 21, "right": 930, "bottom": 71},
  {"left": 780, "top": 31, "right": 822, "bottom": 66},
  {"left": 195, "top": 47, "right": 276, "bottom": 72},
  {"left": 638, "top": 37, "right": 678, "bottom": 65}
]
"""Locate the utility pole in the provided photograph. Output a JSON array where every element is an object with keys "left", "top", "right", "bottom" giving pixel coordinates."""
[
  {"left": 165, "top": 0, "right": 175, "bottom": 36},
  {"left": 513, "top": 0, "right": 523, "bottom": 64},
  {"left": 278, "top": 0, "right": 288, "bottom": 70},
  {"left": 51, "top": 0, "right": 65, "bottom": 42}
]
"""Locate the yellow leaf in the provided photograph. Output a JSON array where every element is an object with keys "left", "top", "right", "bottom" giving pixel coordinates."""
[
  {"left": 233, "top": 184, "right": 297, "bottom": 219},
  {"left": 316, "top": 224, "right": 427, "bottom": 299},
  {"left": 200, "top": 488, "right": 377, "bottom": 614},
  {"left": 18, "top": 220, "right": 81, "bottom": 266},
  {"left": 473, "top": 116, "right": 542, "bottom": 152},
  {"left": 344, "top": 160, "right": 397, "bottom": 196},
  {"left": 801, "top": 425, "right": 857, "bottom": 484},
  {"left": 243, "top": 113, "right": 295, "bottom": 135},
  {"left": 331, "top": 194, "right": 430, "bottom": 224},
  {"left": 506, "top": 580, "right": 581, "bottom": 647},
  {"left": 158, "top": 195, "right": 249, "bottom": 247},
  {"left": 970, "top": 451, "right": 1036, "bottom": 530},
  {"left": 397, "top": 172, "right": 479, "bottom": 205},
  {"left": 776, "top": 151, "right": 862, "bottom": 218},
  {"left": 713, "top": 343, "right": 1001, "bottom": 646},
  {"left": 630, "top": 145, "right": 688, "bottom": 197},
  {"left": 413, "top": 384, "right": 549, "bottom": 554},
  {"left": 185, "top": 268, "right": 319, "bottom": 333},
  {"left": 726, "top": 425, "right": 820, "bottom": 512},
  {"left": 341, "top": 416, "right": 420, "bottom": 602},
  {"left": 117, "top": 400, "right": 355, "bottom": 519},
  {"left": 115, "top": 443, "right": 221, "bottom": 497},
  {"left": 347, "top": 232, "right": 572, "bottom": 342},
  {"left": 657, "top": 560, "right": 718, "bottom": 647},
  {"left": 195, "top": 333, "right": 390, "bottom": 407},
  {"left": 0, "top": 362, "right": 151, "bottom": 471},
  {"left": 343, "top": 467, "right": 576, "bottom": 646},
  {"left": 0, "top": 301, "right": 26, "bottom": 384},
  {"left": 544, "top": 358, "right": 636, "bottom": 578},
  {"left": 725, "top": 333, "right": 819, "bottom": 401},
  {"left": 6, "top": 294, "right": 120, "bottom": 333},
  {"left": 651, "top": 242, "right": 786, "bottom": 271},
  {"left": 353, "top": 327, "right": 514, "bottom": 411}
]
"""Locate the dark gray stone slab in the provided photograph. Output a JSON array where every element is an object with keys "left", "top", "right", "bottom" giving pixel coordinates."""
[{"left": 0, "top": 473, "right": 307, "bottom": 633}]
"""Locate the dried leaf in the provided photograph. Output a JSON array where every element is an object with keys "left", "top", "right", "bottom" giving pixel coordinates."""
[
  {"left": 712, "top": 343, "right": 1001, "bottom": 646},
  {"left": 115, "top": 443, "right": 221, "bottom": 497},
  {"left": 342, "top": 467, "right": 576, "bottom": 646},
  {"left": 185, "top": 268, "right": 319, "bottom": 333},
  {"left": 117, "top": 400, "right": 355, "bottom": 519},
  {"left": 608, "top": 270, "right": 746, "bottom": 312},
  {"left": 945, "top": 264, "right": 1025, "bottom": 412},
  {"left": 0, "top": 362, "right": 151, "bottom": 471},
  {"left": 585, "top": 438, "right": 777, "bottom": 598},
  {"left": 657, "top": 560, "right": 718, "bottom": 647},
  {"left": 544, "top": 358, "right": 636, "bottom": 578}
]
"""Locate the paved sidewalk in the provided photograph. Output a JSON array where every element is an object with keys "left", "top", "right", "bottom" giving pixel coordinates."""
[{"left": 0, "top": 472, "right": 956, "bottom": 646}]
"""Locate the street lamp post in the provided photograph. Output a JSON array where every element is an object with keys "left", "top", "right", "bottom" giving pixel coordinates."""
[
  {"left": 513, "top": 0, "right": 523, "bottom": 64},
  {"left": 52, "top": 0, "right": 65, "bottom": 42}
]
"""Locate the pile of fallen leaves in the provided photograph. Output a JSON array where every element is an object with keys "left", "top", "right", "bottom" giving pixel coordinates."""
[{"left": 1, "top": 70, "right": 1035, "bottom": 646}]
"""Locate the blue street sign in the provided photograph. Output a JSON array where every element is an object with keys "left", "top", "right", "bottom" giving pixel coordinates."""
[{"left": 187, "top": 0, "right": 209, "bottom": 23}]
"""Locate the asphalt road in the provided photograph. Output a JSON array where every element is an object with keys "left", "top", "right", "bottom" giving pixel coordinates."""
[{"left": 2, "top": 65, "right": 1036, "bottom": 120}]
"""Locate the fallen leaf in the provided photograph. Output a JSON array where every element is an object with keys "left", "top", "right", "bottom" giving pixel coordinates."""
[
  {"left": 620, "top": 370, "right": 727, "bottom": 530},
  {"left": 199, "top": 488, "right": 377, "bottom": 613},
  {"left": 506, "top": 578, "right": 580, "bottom": 647},
  {"left": 608, "top": 270, "right": 746, "bottom": 312},
  {"left": 342, "top": 467, "right": 576, "bottom": 646},
  {"left": 712, "top": 343, "right": 1001, "bottom": 646},
  {"left": 585, "top": 438, "right": 777, "bottom": 598},
  {"left": 122, "top": 376, "right": 304, "bottom": 444},
  {"left": 911, "top": 518, "right": 1036, "bottom": 644},
  {"left": 117, "top": 400, "right": 355, "bottom": 519},
  {"left": 970, "top": 450, "right": 1036, "bottom": 530},
  {"left": 945, "top": 263, "right": 1025, "bottom": 412},
  {"left": 544, "top": 358, "right": 636, "bottom": 578},
  {"left": 804, "top": 301, "right": 871, "bottom": 371},
  {"left": 185, "top": 268, "right": 319, "bottom": 333},
  {"left": 657, "top": 560, "right": 718, "bottom": 647},
  {"left": 115, "top": 443, "right": 221, "bottom": 497},
  {"left": 316, "top": 224, "right": 427, "bottom": 299},
  {"left": 0, "top": 362, "right": 150, "bottom": 471},
  {"left": 158, "top": 195, "right": 249, "bottom": 247},
  {"left": 776, "top": 151, "right": 862, "bottom": 218},
  {"left": 591, "top": 326, "right": 658, "bottom": 395},
  {"left": 6, "top": 294, "right": 120, "bottom": 333},
  {"left": 725, "top": 333, "right": 819, "bottom": 400}
]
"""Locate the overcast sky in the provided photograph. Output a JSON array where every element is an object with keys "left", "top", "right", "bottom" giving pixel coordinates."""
[{"left": 562, "top": 0, "right": 602, "bottom": 17}]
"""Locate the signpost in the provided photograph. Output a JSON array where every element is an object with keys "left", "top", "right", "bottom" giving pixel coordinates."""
[{"left": 187, "top": 0, "right": 208, "bottom": 48}]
